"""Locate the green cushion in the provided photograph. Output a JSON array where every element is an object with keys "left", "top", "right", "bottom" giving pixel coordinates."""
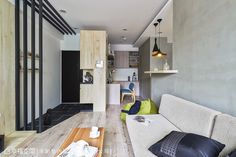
[{"left": 120, "top": 99, "right": 159, "bottom": 121}]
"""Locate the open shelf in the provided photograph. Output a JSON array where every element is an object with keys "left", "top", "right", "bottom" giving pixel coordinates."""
[{"left": 144, "top": 70, "right": 178, "bottom": 76}]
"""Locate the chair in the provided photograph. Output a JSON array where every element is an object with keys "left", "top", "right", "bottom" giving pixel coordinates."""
[{"left": 121, "top": 83, "right": 135, "bottom": 102}]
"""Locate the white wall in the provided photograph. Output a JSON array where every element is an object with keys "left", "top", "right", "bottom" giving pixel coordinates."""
[
  {"left": 19, "top": 5, "right": 63, "bottom": 124},
  {"left": 111, "top": 44, "right": 139, "bottom": 52},
  {"left": 61, "top": 34, "right": 80, "bottom": 51},
  {"left": 112, "top": 68, "right": 138, "bottom": 81}
]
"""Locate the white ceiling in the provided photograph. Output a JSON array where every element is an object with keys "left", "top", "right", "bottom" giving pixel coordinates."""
[
  {"left": 48, "top": 0, "right": 168, "bottom": 44},
  {"left": 134, "top": 0, "right": 173, "bottom": 47}
]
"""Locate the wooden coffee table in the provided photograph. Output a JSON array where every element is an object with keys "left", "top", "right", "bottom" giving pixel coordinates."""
[{"left": 55, "top": 128, "right": 105, "bottom": 157}]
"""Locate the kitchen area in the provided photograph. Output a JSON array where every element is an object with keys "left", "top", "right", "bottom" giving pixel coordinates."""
[{"left": 107, "top": 48, "right": 140, "bottom": 105}]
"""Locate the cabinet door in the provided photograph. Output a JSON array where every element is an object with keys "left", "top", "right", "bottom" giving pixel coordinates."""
[
  {"left": 115, "top": 51, "right": 129, "bottom": 68},
  {"left": 80, "top": 84, "right": 93, "bottom": 103},
  {"left": 80, "top": 31, "right": 94, "bottom": 69}
]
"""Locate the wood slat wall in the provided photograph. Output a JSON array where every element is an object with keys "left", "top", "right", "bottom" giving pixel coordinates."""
[{"left": 0, "top": 0, "right": 16, "bottom": 135}]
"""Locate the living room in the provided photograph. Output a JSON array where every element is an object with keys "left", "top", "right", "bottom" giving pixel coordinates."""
[{"left": 0, "top": 0, "right": 236, "bottom": 156}]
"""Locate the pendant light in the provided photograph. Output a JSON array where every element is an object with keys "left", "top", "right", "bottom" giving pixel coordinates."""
[
  {"left": 152, "top": 23, "right": 160, "bottom": 56},
  {"left": 152, "top": 19, "right": 167, "bottom": 57}
]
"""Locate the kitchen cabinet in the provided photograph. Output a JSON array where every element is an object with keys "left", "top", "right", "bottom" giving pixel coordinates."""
[
  {"left": 114, "top": 51, "right": 129, "bottom": 68},
  {"left": 107, "top": 84, "right": 120, "bottom": 105}
]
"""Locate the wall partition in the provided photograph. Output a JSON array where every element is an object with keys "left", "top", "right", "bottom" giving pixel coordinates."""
[{"left": 15, "top": 0, "right": 75, "bottom": 132}]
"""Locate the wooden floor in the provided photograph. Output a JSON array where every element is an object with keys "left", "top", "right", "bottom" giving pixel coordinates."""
[{"left": 5, "top": 105, "right": 134, "bottom": 157}]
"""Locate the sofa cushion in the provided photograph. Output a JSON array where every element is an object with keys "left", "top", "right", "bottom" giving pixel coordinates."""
[
  {"left": 126, "top": 114, "right": 181, "bottom": 157},
  {"left": 148, "top": 131, "right": 225, "bottom": 157},
  {"left": 211, "top": 114, "right": 236, "bottom": 157},
  {"left": 159, "top": 94, "right": 221, "bottom": 137}
]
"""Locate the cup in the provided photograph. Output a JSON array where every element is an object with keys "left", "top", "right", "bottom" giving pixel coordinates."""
[{"left": 91, "top": 126, "right": 98, "bottom": 135}]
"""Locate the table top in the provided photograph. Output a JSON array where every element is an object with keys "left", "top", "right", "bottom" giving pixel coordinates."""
[{"left": 55, "top": 127, "right": 105, "bottom": 157}]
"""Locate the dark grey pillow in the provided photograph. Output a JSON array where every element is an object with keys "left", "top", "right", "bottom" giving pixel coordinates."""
[
  {"left": 148, "top": 131, "right": 225, "bottom": 157},
  {"left": 228, "top": 149, "right": 236, "bottom": 157}
]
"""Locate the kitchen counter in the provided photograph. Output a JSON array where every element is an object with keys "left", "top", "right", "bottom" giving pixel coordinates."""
[{"left": 106, "top": 84, "right": 120, "bottom": 105}]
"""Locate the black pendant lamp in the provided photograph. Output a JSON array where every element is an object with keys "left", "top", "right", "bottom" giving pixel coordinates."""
[
  {"left": 152, "top": 23, "right": 160, "bottom": 56},
  {"left": 152, "top": 19, "right": 167, "bottom": 57}
]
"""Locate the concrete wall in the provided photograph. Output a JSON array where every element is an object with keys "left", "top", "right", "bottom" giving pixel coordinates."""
[
  {"left": 172, "top": 0, "right": 236, "bottom": 116},
  {"left": 138, "top": 39, "right": 151, "bottom": 99},
  {"left": 149, "top": 37, "right": 174, "bottom": 104}
]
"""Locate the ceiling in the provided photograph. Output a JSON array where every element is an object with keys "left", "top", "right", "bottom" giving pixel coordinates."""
[
  {"left": 134, "top": 0, "right": 173, "bottom": 47},
  {"left": 48, "top": 0, "right": 168, "bottom": 44}
]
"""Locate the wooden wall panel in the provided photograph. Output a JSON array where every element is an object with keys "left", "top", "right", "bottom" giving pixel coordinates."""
[
  {"left": 93, "top": 31, "right": 107, "bottom": 112},
  {"left": 0, "top": 0, "right": 15, "bottom": 135}
]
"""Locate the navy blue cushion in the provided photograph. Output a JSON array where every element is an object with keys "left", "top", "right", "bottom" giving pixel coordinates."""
[
  {"left": 121, "top": 100, "right": 141, "bottom": 115},
  {"left": 121, "top": 89, "right": 131, "bottom": 93},
  {"left": 228, "top": 149, "right": 236, "bottom": 157},
  {"left": 148, "top": 131, "right": 225, "bottom": 157}
]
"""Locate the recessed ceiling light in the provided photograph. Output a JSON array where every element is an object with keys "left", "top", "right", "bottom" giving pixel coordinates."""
[
  {"left": 122, "top": 36, "right": 127, "bottom": 40},
  {"left": 59, "top": 9, "right": 67, "bottom": 14}
]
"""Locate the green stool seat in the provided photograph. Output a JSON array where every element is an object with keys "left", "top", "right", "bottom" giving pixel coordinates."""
[{"left": 120, "top": 99, "right": 158, "bottom": 121}]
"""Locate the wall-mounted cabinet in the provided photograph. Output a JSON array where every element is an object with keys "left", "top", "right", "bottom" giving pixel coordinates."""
[
  {"left": 114, "top": 51, "right": 139, "bottom": 68},
  {"left": 114, "top": 51, "right": 129, "bottom": 68}
]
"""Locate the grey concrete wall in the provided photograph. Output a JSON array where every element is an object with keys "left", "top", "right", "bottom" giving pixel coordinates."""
[
  {"left": 138, "top": 39, "right": 151, "bottom": 99},
  {"left": 139, "top": 37, "right": 173, "bottom": 104},
  {"left": 172, "top": 0, "right": 236, "bottom": 116},
  {"left": 149, "top": 37, "right": 174, "bottom": 104}
]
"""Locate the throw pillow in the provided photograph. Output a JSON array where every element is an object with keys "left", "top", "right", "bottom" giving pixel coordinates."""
[
  {"left": 148, "top": 131, "right": 225, "bottom": 157},
  {"left": 228, "top": 149, "right": 236, "bottom": 157}
]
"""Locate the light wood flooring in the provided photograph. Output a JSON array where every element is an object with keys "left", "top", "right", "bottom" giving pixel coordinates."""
[{"left": 4, "top": 105, "right": 135, "bottom": 157}]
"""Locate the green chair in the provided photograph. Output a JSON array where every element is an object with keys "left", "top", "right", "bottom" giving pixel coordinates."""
[{"left": 120, "top": 99, "right": 158, "bottom": 121}]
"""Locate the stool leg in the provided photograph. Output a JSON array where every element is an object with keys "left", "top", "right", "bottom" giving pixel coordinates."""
[{"left": 121, "top": 93, "right": 124, "bottom": 102}]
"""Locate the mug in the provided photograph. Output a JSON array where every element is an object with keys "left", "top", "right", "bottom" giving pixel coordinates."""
[{"left": 91, "top": 126, "right": 98, "bottom": 135}]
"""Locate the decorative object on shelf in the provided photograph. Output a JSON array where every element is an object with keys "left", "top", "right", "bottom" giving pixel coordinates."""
[
  {"left": 163, "top": 59, "right": 170, "bottom": 71},
  {"left": 152, "top": 19, "right": 167, "bottom": 58},
  {"left": 107, "top": 55, "right": 114, "bottom": 68},
  {"left": 83, "top": 72, "right": 93, "bottom": 84},
  {"left": 132, "top": 72, "right": 137, "bottom": 82},
  {"left": 128, "top": 76, "right": 131, "bottom": 82},
  {"left": 107, "top": 69, "right": 116, "bottom": 83}
]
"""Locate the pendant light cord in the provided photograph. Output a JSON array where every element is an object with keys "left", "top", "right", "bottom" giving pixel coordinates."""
[{"left": 159, "top": 21, "right": 161, "bottom": 51}]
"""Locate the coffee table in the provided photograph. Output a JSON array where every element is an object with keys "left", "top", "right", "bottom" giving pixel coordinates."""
[{"left": 55, "top": 128, "right": 105, "bottom": 157}]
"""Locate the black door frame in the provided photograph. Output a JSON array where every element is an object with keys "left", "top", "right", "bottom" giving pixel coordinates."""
[{"left": 61, "top": 51, "right": 81, "bottom": 103}]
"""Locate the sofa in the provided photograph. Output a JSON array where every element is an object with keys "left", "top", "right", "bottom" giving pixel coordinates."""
[{"left": 126, "top": 94, "right": 236, "bottom": 157}]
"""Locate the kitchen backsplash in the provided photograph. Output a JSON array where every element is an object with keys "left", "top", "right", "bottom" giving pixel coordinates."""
[{"left": 112, "top": 68, "right": 138, "bottom": 81}]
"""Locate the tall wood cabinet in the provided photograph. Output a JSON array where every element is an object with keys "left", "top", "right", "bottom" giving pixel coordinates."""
[
  {"left": 80, "top": 30, "right": 107, "bottom": 112},
  {"left": 80, "top": 31, "right": 94, "bottom": 69}
]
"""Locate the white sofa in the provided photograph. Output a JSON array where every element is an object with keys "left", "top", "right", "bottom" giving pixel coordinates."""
[{"left": 126, "top": 94, "right": 236, "bottom": 157}]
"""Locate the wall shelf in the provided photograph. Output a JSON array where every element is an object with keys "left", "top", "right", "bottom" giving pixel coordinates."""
[{"left": 144, "top": 70, "right": 178, "bottom": 76}]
